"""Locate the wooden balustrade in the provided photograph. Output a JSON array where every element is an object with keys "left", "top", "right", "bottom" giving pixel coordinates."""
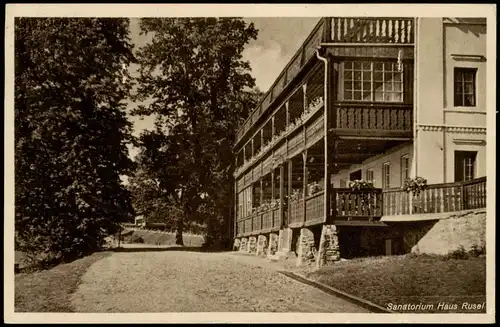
[
  {"left": 272, "top": 208, "right": 281, "bottom": 229},
  {"left": 330, "top": 17, "right": 414, "bottom": 44},
  {"left": 262, "top": 210, "right": 273, "bottom": 230},
  {"left": 333, "top": 188, "right": 383, "bottom": 220},
  {"left": 305, "top": 190, "right": 325, "bottom": 222},
  {"left": 289, "top": 199, "right": 304, "bottom": 225},
  {"left": 382, "top": 188, "right": 410, "bottom": 216},
  {"left": 382, "top": 177, "right": 487, "bottom": 216},
  {"left": 463, "top": 177, "right": 487, "bottom": 210},
  {"left": 335, "top": 103, "right": 413, "bottom": 132},
  {"left": 244, "top": 217, "right": 252, "bottom": 234}
]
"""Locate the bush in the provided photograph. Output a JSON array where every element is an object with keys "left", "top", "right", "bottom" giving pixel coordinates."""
[
  {"left": 447, "top": 246, "right": 469, "bottom": 260},
  {"left": 130, "top": 235, "right": 144, "bottom": 244},
  {"left": 469, "top": 244, "right": 486, "bottom": 257}
]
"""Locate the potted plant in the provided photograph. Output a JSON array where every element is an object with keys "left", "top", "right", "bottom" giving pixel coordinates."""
[
  {"left": 348, "top": 179, "right": 374, "bottom": 191},
  {"left": 402, "top": 176, "right": 428, "bottom": 196}
]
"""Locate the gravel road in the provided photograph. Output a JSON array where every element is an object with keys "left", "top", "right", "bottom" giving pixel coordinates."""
[{"left": 70, "top": 247, "right": 368, "bottom": 313}]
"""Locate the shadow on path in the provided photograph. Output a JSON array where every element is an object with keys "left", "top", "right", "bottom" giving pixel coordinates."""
[{"left": 109, "top": 246, "right": 231, "bottom": 254}]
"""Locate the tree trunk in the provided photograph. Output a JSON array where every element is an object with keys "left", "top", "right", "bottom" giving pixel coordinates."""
[{"left": 175, "top": 218, "right": 184, "bottom": 246}]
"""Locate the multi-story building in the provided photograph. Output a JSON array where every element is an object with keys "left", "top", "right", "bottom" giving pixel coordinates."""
[{"left": 232, "top": 17, "right": 487, "bottom": 266}]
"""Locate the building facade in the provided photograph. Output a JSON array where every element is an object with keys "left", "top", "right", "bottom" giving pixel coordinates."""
[{"left": 232, "top": 17, "right": 487, "bottom": 266}]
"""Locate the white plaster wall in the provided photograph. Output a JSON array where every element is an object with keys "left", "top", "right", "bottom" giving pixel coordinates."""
[
  {"left": 414, "top": 18, "right": 487, "bottom": 185},
  {"left": 443, "top": 23, "right": 487, "bottom": 111},
  {"left": 331, "top": 142, "right": 413, "bottom": 189}
]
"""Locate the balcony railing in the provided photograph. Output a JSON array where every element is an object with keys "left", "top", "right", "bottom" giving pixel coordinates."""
[
  {"left": 332, "top": 188, "right": 383, "bottom": 220},
  {"left": 334, "top": 103, "right": 413, "bottom": 133},
  {"left": 234, "top": 99, "right": 324, "bottom": 178},
  {"left": 329, "top": 17, "right": 414, "bottom": 44},
  {"left": 383, "top": 177, "right": 487, "bottom": 216},
  {"left": 305, "top": 190, "right": 325, "bottom": 223},
  {"left": 289, "top": 198, "right": 304, "bottom": 226}
]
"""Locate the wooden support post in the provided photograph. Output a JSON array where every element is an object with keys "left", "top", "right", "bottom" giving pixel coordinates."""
[
  {"left": 285, "top": 101, "right": 290, "bottom": 127},
  {"left": 251, "top": 138, "right": 254, "bottom": 157},
  {"left": 271, "top": 170, "right": 275, "bottom": 203},
  {"left": 288, "top": 159, "right": 293, "bottom": 227},
  {"left": 234, "top": 180, "right": 238, "bottom": 238},
  {"left": 243, "top": 146, "right": 246, "bottom": 163},
  {"left": 303, "top": 83, "right": 308, "bottom": 112},
  {"left": 260, "top": 178, "right": 264, "bottom": 208},
  {"left": 302, "top": 150, "right": 308, "bottom": 224},
  {"left": 272, "top": 116, "right": 275, "bottom": 138},
  {"left": 279, "top": 164, "right": 285, "bottom": 228},
  {"left": 261, "top": 129, "right": 264, "bottom": 148}
]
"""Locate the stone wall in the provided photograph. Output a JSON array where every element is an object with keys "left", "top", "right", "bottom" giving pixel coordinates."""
[
  {"left": 296, "top": 228, "right": 317, "bottom": 266},
  {"left": 358, "top": 209, "right": 487, "bottom": 256},
  {"left": 248, "top": 236, "right": 257, "bottom": 254},
  {"left": 406, "top": 210, "right": 486, "bottom": 255},
  {"left": 317, "top": 225, "right": 340, "bottom": 267}
]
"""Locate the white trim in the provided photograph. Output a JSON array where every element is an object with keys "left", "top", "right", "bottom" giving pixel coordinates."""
[
  {"left": 450, "top": 54, "right": 486, "bottom": 62},
  {"left": 444, "top": 109, "right": 486, "bottom": 114},
  {"left": 418, "top": 124, "right": 486, "bottom": 133},
  {"left": 453, "top": 139, "right": 486, "bottom": 146}
]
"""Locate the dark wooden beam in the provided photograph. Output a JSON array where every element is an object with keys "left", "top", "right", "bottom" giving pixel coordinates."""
[{"left": 333, "top": 220, "right": 388, "bottom": 227}]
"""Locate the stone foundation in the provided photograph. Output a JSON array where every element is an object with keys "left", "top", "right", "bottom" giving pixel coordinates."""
[
  {"left": 233, "top": 238, "right": 241, "bottom": 251},
  {"left": 239, "top": 237, "right": 248, "bottom": 252},
  {"left": 317, "top": 225, "right": 340, "bottom": 267},
  {"left": 248, "top": 236, "right": 257, "bottom": 254},
  {"left": 268, "top": 233, "right": 279, "bottom": 256},
  {"left": 296, "top": 228, "right": 317, "bottom": 266},
  {"left": 256, "top": 235, "right": 268, "bottom": 256},
  {"left": 278, "top": 228, "right": 293, "bottom": 253}
]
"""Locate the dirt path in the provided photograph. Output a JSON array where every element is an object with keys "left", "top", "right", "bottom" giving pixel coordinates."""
[{"left": 70, "top": 247, "right": 368, "bottom": 313}]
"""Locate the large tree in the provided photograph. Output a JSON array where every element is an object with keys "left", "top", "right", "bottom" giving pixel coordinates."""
[
  {"left": 15, "top": 18, "right": 136, "bottom": 266},
  {"left": 132, "top": 18, "right": 260, "bottom": 246}
]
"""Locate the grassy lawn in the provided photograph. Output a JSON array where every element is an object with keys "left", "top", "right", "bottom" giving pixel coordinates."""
[
  {"left": 15, "top": 251, "right": 111, "bottom": 312},
  {"left": 304, "top": 254, "right": 486, "bottom": 313}
]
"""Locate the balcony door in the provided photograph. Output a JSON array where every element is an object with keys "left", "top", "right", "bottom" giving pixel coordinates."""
[{"left": 455, "top": 151, "right": 477, "bottom": 182}]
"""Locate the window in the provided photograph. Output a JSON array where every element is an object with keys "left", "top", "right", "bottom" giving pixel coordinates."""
[
  {"left": 342, "top": 61, "right": 403, "bottom": 102},
  {"left": 401, "top": 155, "right": 410, "bottom": 185},
  {"left": 383, "top": 162, "right": 391, "bottom": 188},
  {"left": 455, "top": 151, "right": 477, "bottom": 182},
  {"left": 366, "top": 169, "right": 374, "bottom": 184},
  {"left": 454, "top": 68, "right": 477, "bottom": 107}
]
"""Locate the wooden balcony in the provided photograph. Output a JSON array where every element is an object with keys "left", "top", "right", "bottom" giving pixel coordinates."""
[
  {"left": 235, "top": 178, "right": 487, "bottom": 237},
  {"left": 235, "top": 17, "right": 415, "bottom": 148}
]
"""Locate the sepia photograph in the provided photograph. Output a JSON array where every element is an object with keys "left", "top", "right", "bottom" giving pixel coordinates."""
[{"left": 4, "top": 3, "right": 496, "bottom": 324}]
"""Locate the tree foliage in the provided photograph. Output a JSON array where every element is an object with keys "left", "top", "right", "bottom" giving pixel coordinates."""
[
  {"left": 15, "top": 18, "right": 136, "bottom": 266},
  {"left": 131, "top": 18, "right": 260, "bottom": 247}
]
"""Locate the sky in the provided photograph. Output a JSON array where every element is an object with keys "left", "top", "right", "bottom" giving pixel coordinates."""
[{"left": 126, "top": 17, "right": 320, "bottom": 158}]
